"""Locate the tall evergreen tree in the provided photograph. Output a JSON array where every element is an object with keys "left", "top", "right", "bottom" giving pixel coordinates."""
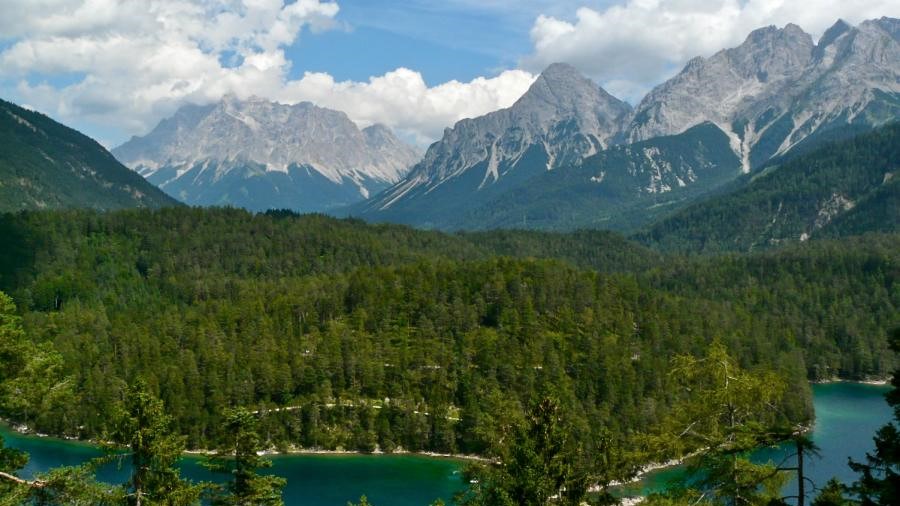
[
  {"left": 457, "top": 397, "right": 618, "bottom": 506},
  {"left": 115, "top": 381, "right": 205, "bottom": 506},
  {"left": 205, "top": 408, "right": 286, "bottom": 506},
  {"left": 811, "top": 479, "right": 851, "bottom": 506}
]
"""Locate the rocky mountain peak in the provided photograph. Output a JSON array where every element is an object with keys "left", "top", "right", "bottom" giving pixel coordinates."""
[
  {"left": 361, "top": 63, "right": 634, "bottom": 216},
  {"left": 627, "top": 17, "right": 899, "bottom": 171},
  {"left": 112, "top": 97, "right": 420, "bottom": 212},
  {"left": 819, "top": 19, "right": 852, "bottom": 46},
  {"left": 729, "top": 23, "right": 814, "bottom": 79},
  {"left": 514, "top": 62, "right": 631, "bottom": 122}
]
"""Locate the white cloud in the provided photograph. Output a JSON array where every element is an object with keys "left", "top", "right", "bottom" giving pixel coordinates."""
[
  {"left": 277, "top": 68, "right": 536, "bottom": 146},
  {"left": 0, "top": 0, "right": 535, "bottom": 147},
  {"left": 522, "top": 0, "right": 900, "bottom": 103},
  {"left": 5, "top": 0, "right": 897, "bottom": 148}
]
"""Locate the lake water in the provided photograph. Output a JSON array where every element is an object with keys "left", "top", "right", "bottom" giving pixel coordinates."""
[
  {"left": 1, "top": 382, "right": 891, "bottom": 505},
  {"left": 624, "top": 382, "right": 894, "bottom": 502},
  {"left": 0, "top": 431, "right": 465, "bottom": 505}
]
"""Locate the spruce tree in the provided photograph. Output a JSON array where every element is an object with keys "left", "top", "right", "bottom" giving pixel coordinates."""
[
  {"left": 115, "top": 381, "right": 205, "bottom": 506},
  {"left": 205, "top": 408, "right": 285, "bottom": 506}
]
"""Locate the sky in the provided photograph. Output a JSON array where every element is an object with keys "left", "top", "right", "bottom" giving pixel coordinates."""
[{"left": 1, "top": 0, "right": 898, "bottom": 148}]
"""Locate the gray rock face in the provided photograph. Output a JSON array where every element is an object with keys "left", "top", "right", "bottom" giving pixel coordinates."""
[
  {"left": 112, "top": 97, "right": 419, "bottom": 210},
  {"left": 366, "top": 62, "right": 632, "bottom": 212},
  {"left": 627, "top": 18, "right": 900, "bottom": 172}
]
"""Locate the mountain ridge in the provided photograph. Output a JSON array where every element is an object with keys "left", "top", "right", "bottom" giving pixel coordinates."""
[
  {"left": 112, "top": 97, "right": 419, "bottom": 212},
  {"left": 0, "top": 98, "right": 178, "bottom": 213},
  {"left": 352, "top": 17, "right": 900, "bottom": 231},
  {"left": 351, "top": 62, "right": 633, "bottom": 223}
]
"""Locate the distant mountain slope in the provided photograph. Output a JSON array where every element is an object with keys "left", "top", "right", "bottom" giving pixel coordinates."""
[
  {"left": 353, "top": 18, "right": 899, "bottom": 232},
  {"left": 637, "top": 122, "right": 900, "bottom": 253},
  {"left": 627, "top": 18, "right": 900, "bottom": 172},
  {"left": 112, "top": 97, "right": 419, "bottom": 212},
  {"left": 445, "top": 123, "right": 740, "bottom": 231},
  {"left": 0, "top": 99, "right": 177, "bottom": 212},
  {"left": 351, "top": 63, "right": 633, "bottom": 225}
]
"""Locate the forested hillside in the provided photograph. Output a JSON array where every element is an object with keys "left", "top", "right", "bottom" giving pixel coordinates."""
[
  {"left": 638, "top": 122, "right": 900, "bottom": 253},
  {"left": 0, "top": 208, "right": 894, "bottom": 456},
  {"left": 0, "top": 99, "right": 177, "bottom": 212}
]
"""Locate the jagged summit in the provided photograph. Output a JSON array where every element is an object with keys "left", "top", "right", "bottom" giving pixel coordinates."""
[
  {"left": 354, "top": 17, "right": 899, "bottom": 231},
  {"left": 519, "top": 63, "right": 610, "bottom": 109},
  {"left": 356, "top": 62, "right": 632, "bottom": 222},
  {"left": 816, "top": 19, "right": 852, "bottom": 55},
  {"left": 513, "top": 62, "right": 632, "bottom": 134},
  {"left": 113, "top": 97, "right": 420, "bottom": 212},
  {"left": 627, "top": 17, "right": 900, "bottom": 172}
]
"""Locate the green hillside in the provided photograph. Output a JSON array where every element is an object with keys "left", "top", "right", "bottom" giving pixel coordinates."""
[
  {"left": 638, "top": 122, "right": 900, "bottom": 253},
  {"left": 0, "top": 98, "right": 177, "bottom": 212}
]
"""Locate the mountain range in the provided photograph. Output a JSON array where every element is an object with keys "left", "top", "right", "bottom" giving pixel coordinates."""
[
  {"left": 353, "top": 17, "right": 899, "bottom": 231},
  {"left": 0, "top": 98, "right": 176, "bottom": 213},
  {"left": 112, "top": 97, "right": 419, "bottom": 212},
  {"left": 2, "top": 17, "right": 896, "bottom": 240}
]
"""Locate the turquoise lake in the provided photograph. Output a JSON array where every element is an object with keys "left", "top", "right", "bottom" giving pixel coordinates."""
[
  {"left": 0, "top": 431, "right": 465, "bottom": 505},
  {"left": 1, "top": 382, "right": 892, "bottom": 505},
  {"left": 625, "top": 382, "right": 893, "bottom": 501}
]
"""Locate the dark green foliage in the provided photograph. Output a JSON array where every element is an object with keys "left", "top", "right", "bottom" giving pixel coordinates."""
[
  {"left": 205, "top": 408, "right": 285, "bottom": 506},
  {"left": 641, "top": 235, "right": 899, "bottom": 381},
  {"left": 639, "top": 122, "right": 900, "bottom": 253},
  {"left": 0, "top": 290, "right": 75, "bottom": 437},
  {"left": 821, "top": 179, "right": 900, "bottom": 239},
  {"left": 848, "top": 327, "right": 900, "bottom": 505},
  {"left": 115, "top": 381, "right": 206, "bottom": 506},
  {"left": 0, "top": 207, "right": 893, "bottom": 460},
  {"left": 458, "top": 228, "right": 663, "bottom": 273},
  {"left": 812, "top": 479, "right": 851, "bottom": 506},
  {"left": 0, "top": 98, "right": 177, "bottom": 213},
  {"left": 457, "top": 398, "right": 609, "bottom": 506},
  {"left": 25, "top": 463, "right": 125, "bottom": 506},
  {"left": 0, "top": 290, "right": 121, "bottom": 506}
]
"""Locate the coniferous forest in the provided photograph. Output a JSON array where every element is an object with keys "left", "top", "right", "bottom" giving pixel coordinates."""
[
  {"left": 0, "top": 208, "right": 895, "bottom": 458},
  {"left": 2, "top": 6, "right": 900, "bottom": 504}
]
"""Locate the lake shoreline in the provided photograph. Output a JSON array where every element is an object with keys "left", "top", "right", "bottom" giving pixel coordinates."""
[
  {"left": 0, "top": 418, "right": 486, "bottom": 463},
  {"left": 609, "top": 380, "right": 892, "bottom": 504},
  {"left": 812, "top": 377, "right": 890, "bottom": 386}
]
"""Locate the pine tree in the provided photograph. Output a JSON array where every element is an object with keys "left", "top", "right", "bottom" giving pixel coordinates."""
[
  {"left": 205, "top": 408, "right": 286, "bottom": 506},
  {"left": 811, "top": 479, "right": 851, "bottom": 506},
  {"left": 115, "top": 381, "right": 205, "bottom": 506},
  {"left": 457, "top": 397, "right": 615, "bottom": 506}
]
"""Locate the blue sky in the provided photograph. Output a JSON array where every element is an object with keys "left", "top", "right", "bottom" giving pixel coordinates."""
[
  {"left": 1, "top": 0, "right": 897, "bottom": 147},
  {"left": 288, "top": 0, "right": 609, "bottom": 85}
]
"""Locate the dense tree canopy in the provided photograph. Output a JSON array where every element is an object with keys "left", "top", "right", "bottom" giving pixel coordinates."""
[{"left": 0, "top": 208, "right": 894, "bottom": 461}]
